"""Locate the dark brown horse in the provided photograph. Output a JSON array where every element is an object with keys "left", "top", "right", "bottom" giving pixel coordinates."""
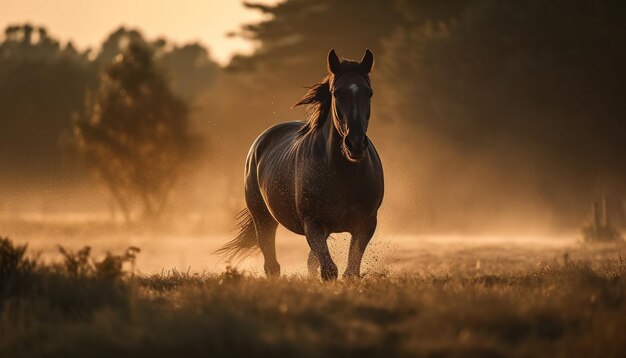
[{"left": 217, "top": 49, "right": 384, "bottom": 280}]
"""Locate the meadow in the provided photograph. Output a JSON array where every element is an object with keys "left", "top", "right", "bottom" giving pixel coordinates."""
[
  {"left": 1, "top": 218, "right": 625, "bottom": 357},
  {"left": 2, "top": 1, "right": 625, "bottom": 356}
]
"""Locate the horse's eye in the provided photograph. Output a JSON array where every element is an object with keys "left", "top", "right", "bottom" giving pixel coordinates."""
[{"left": 369, "top": 92, "right": 374, "bottom": 98}]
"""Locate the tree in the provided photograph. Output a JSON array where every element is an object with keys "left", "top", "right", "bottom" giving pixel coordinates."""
[
  {"left": 228, "top": 0, "right": 401, "bottom": 87},
  {"left": 73, "top": 42, "right": 202, "bottom": 222},
  {"left": 97, "top": 27, "right": 219, "bottom": 100},
  {"left": 158, "top": 43, "right": 219, "bottom": 99},
  {"left": 0, "top": 24, "right": 96, "bottom": 182}
]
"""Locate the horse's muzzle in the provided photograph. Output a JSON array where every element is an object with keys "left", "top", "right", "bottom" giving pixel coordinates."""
[{"left": 343, "top": 135, "right": 368, "bottom": 161}]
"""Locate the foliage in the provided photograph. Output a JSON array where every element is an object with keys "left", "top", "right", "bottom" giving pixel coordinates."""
[
  {"left": 0, "top": 25, "right": 218, "bottom": 189},
  {"left": 1, "top": 237, "right": 138, "bottom": 284},
  {"left": 0, "top": 237, "right": 36, "bottom": 286},
  {"left": 98, "top": 27, "right": 219, "bottom": 98},
  {"left": 58, "top": 245, "right": 140, "bottom": 279},
  {"left": 0, "top": 24, "right": 96, "bottom": 181},
  {"left": 0, "top": 237, "right": 137, "bottom": 356},
  {"left": 72, "top": 42, "right": 203, "bottom": 221},
  {"left": 228, "top": 0, "right": 401, "bottom": 86},
  {"left": 158, "top": 43, "right": 220, "bottom": 99}
]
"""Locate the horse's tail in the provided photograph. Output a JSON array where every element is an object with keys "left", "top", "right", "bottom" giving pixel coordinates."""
[{"left": 214, "top": 209, "right": 259, "bottom": 262}]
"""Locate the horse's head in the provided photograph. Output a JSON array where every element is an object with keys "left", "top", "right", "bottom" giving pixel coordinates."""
[{"left": 328, "top": 49, "right": 374, "bottom": 162}]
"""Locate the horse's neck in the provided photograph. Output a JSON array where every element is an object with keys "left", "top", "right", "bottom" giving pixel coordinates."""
[
  {"left": 312, "top": 110, "right": 345, "bottom": 166},
  {"left": 327, "top": 114, "right": 342, "bottom": 153}
]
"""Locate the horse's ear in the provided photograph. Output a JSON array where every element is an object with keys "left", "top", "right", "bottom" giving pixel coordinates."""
[
  {"left": 328, "top": 49, "right": 341, "bottom": 74},
  {"left": 360, "top": 49, "right": 374, "bottom": 73}
]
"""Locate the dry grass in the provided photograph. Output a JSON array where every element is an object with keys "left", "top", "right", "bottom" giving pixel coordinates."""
[{"left": 1, "top": 236, "right": 625, "bottom": 357}]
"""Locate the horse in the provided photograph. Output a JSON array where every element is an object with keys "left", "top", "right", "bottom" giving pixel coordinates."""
[{"left": 216, "top": 49, "right": 384, "bottom": 280}]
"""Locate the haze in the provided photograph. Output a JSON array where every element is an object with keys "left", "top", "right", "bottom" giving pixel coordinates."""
[{"left": 0, "top": 1, "right": 624, "bottom": 273}]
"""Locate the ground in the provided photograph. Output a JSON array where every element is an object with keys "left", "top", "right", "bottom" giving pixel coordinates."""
[{"left": 1, "top": 218, "right": 625, "bottom": 357}]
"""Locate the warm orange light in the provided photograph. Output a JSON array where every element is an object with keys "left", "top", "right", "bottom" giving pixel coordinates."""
[{"left": 0, "top": 0, "right": 278, "bottom": 64}]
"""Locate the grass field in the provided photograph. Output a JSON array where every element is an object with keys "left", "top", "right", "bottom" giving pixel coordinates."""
[{"left": 1, "top": 223, "right": 625, "bottom": 357}]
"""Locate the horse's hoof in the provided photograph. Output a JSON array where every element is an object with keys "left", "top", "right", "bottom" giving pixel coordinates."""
[
  {"left": 320, "top": 265, "right": 338, "bottom": 281},
  {"left": 265, "top": 272, "right": 280, "bottom": 279},
  {"left": 343, "top": 272, "right": 361, "bottom": 279},
  {"left": 264, "top": 263, "right": 281, "bottom": 278}
]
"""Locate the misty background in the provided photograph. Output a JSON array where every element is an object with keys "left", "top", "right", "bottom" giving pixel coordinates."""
[{"left": 1, "top": 0, "right": 625, "bottom": 236}]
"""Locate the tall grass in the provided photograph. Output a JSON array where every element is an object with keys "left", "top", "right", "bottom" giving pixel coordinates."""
[{"left": 1, "top": 237, "right": 624, "bottom": 357}]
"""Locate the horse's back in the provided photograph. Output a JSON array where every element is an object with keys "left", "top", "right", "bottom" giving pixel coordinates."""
[{"left": 247, "top": 121, "right": 303, "bottom": 165}]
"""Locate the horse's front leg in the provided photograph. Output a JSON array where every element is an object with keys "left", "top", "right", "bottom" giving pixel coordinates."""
[
  {"left": 344, "top": 218, "right": 377, "bottom": 278},
  {"left": 304, "top": 222, "right": 337, "bottom": 280}
]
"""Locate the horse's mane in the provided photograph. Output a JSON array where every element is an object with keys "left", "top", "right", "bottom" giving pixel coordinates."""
[{"left": 293, "top": 60, "right": 368, "bottom": 135}]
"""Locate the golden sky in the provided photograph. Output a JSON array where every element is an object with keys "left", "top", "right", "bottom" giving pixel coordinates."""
[{"left": 0, "top": 0, "right": 278, "bottom": 64}]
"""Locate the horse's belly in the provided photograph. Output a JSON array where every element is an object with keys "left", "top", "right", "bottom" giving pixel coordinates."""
[
  {"left": 265, "top": 199, "right": 305, "bottom": 235},
  {"left": 259, "top": 177, "right": 305, "bottom": 235}
]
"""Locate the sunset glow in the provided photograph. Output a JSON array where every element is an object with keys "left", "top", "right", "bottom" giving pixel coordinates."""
[{"left": 0, "top": 0, "right": 277, "bottom": 63}]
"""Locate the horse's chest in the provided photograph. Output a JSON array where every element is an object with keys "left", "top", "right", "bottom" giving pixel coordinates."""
[{"left": 298, "top": 170, "right": 378, "bottom": 230}]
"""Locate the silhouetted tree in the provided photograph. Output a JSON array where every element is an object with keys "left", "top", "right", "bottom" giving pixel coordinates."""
[
  {"left": 97, "top": 27, "right": 148, "bottom": 66},
  {"left": 98, "top": 27, "right": 219, "bottom": 97},
  {"left": 73, "top": 42, "right": 202, "bottom": 222},
  {"left": 0, "top": 24, "right": 96, "bottom": 182},
  {"left": 159, "top": 43, "right": 219, "bottom": 99},
  {"left": 229, "top": 0, "right": 401, "bottom": 86}
]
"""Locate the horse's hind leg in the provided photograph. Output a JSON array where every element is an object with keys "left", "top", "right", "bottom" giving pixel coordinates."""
[
  {"left": 307, "top": 250, "right": 320, "bottom": 277},
  {"left": 253, "top": 215, "right": 280, "bottom": 277},
  {"left": 245, "top": 173, "right": 280, "bottom": 277},
  {"left": 344, "top": 218, "right": 377, "bottom": 278}
]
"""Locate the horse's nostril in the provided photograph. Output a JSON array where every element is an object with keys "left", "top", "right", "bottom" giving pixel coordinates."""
[{"left": 345, "top": 136, "right": 366, "bottom": 156}]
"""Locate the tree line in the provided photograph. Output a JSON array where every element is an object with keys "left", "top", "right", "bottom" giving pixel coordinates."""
[{"left": 1, "top": 0, "right": 625, "bottom": 229}]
